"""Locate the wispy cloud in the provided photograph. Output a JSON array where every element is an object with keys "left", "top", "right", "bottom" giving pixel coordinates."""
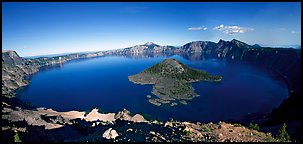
[
  {"left": 291, "top": 31, "right": 300, "bottom": 34},
  {"left": 188, "top": 26, "right": 207, "bottom": 31},
  {"left": 277, "top": 27, "right": 287, "bottom": 31},
  {"left": 214, "top": 24, "right": 254, "bottom": 35}
]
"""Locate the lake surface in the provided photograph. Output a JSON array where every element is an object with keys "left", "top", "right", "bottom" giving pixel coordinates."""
[{"left": 17, "top": 55, "right": 289, "bottom": 122}]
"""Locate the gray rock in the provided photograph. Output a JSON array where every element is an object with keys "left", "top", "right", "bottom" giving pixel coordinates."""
[
  {"left": 170, "top": 103, "right": 178, "bottom": 106},
  {"left": 179, "top": 100, "right": 187, "bottom": 105},
  {"left": 126, "top": 128, "right": 133, "bottom": 132}
]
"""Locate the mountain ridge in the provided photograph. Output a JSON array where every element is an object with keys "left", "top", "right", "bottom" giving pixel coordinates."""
[{"left": 4, "top": 39, "right": 298, "bottom": 58}]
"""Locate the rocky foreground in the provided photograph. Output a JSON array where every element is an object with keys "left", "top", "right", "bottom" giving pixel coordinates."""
[{"left": 2, "top": 102, "right": 278, "bottom": 142}]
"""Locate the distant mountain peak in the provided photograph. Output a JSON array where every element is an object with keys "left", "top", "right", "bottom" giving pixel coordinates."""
[
  {"left": 230, "top": 39, "right": 253, "bottom": 48},
  {"left": 2, "top": 50, "right": 23, "bottom": 65},
  {"left": 252, "top": 44, "right": 261, "bottom": 48},
  {"left": 2, "top": 50, "right": 16, "bottom": 53},
  {"left": 218, "top": 39, "right": 243, "bottom": 44},
  {"left": 231, "top": 39, "right": 239, "bottom": 42},
  {"left": 218, "top": 39, "right": 227, "bottom": 43},
  {"left": 140, "top": 42, "right": 161, "bottom": 48},
  {"left": 231, "top": 39, "right": 244, "bottom": 44},
  {"left": 145, "top": 42, "right": 155, "bottom": 45},
  {"left": 2, "top": 50, "right": 19, "bottom": 57}
]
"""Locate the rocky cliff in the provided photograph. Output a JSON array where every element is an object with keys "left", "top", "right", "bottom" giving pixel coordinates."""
[
  {"left": 2, "top": 51, "right": 39, "bottom": 97},
  {"left": 2, "top": 51, "right": 106, "bottom": 98}
]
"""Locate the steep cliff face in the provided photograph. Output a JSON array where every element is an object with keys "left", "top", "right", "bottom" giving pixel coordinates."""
[
  {"left": 2, "top": 51, "right": 40, "bottom": 97},
  {"left": 240, "top": 47, "right": 300, "bottom": 92},
  {"left": 117, "top": 42, "right": 177, "bottom": 56},
  {"left": 2, "top": 50, "right": 24, "bottom": 65},
  {"left": 174, "top": 39, "right": 300, "bottom": 92},
  {"left": 213, "top": 40, "right": 300, "bottom": 93},
  {"left": 1, "top": 51, "right": 106, "bottom": 97},
  {"left": 215, "top": 39, "right": 254, "bottom": 60},
  {"left": 172, "top": 40, "right": 301, "bottom": 139},
  {"left": 179, "top": 41, "right": 217, "bottom": 55}
]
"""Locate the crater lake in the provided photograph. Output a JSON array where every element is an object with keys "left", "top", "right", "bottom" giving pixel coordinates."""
[{"left": 17, "top": 55, "right": 289, "bottom": 123}]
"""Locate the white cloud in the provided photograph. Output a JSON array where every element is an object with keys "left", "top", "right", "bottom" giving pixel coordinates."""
[
  {"left": 291, "top": 31, "right": 300, "bottom": 34},
  {"left": 214, "top": 24, "right": 225, "bottom": 30},
  {"left": 188, "top": 26, "right": 207, "bottom": 31},
  {"left": 214, "top": 24, "right": 254, "bottom": 35},
  {"left": 277, "top": 27, "right": 287, "bottom": 31}
]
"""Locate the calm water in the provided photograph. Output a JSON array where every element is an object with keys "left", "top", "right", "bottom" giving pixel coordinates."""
[{"left": 18, "top": 55, "right": 288, "bottom": 122}]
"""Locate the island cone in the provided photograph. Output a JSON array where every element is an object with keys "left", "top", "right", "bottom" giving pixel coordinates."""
[{"left": 128, "top": 58, "right": 222, "bottom": 106}]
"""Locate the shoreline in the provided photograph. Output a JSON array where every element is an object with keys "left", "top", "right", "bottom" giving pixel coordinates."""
[{"left": 13, "top": 54, "right": 293, "bottom": 122}]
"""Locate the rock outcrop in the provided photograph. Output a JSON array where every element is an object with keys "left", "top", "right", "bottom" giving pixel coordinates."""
[
  {"left": 85, "top": 108, "right": 115, "bottom": 122},
  {"left": 115, "top": 109, "right": 146, "bottom": 122}
]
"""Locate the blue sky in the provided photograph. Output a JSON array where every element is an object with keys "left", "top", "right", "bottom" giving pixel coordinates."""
[{"left": 2, "top": 2, "right": 301, "bottom": 57}]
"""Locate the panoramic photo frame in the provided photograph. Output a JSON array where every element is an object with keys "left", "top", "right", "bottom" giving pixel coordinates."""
[{"left": 2, "top": 2, "right": 301, "bottom": 142}]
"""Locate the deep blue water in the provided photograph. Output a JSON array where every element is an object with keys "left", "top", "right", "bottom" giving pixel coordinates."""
[{"left": 17, "top": 55, "right": 288, "bottom": 122}]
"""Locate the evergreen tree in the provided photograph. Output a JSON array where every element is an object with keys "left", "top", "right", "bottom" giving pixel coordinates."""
[
  {"left": 277, "top": 123, "right": 291, "bottom": 142},
  {"left": 14, "top": 132, "right": 22, "bottom": 142},
  {"left": 249, "top": 123, "right": 260, "bottom": 131}
]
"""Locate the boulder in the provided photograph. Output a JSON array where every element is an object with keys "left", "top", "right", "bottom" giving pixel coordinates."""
[
  {"left": 130, "top": 114, "right": 146, "bottom": 122},
  {"left": 115, "top": 109, "right": 132, "bottom": 121},
  {"left": 102, "top": 128, "right": 119, "bottom": 139},
  {"left": 115, "top": 109, "right": 146, "bottom": 122},
  {"left": 126, "top": 128, "right": 133, "bottom": 132}
]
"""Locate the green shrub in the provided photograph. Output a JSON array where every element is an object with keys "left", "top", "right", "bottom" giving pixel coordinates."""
[
  {"left": 233, "top": 123, "right": 242, "bottom": 127},
  {"left": 184, "top": 130, "right": 192, "bottom": 135},
  {"left": 249, "top": 123, "right": 260, "bottom": 131},
  {"left": 263, "top": 137, "right": 276, "bottom": 142},
  {"left": 276, "top": 123, "right": 291, "bottom": 142},
  {"left": 203, "top": 126, "right": 212, "bottom": 132},
  {"left": 14, "top": 132, "right": 22, "bottom": 142},
  {"left": 169, "top": 117, "right": 174, "bottom": 122}
]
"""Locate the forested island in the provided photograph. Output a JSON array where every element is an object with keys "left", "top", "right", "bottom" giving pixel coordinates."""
[{"left": 129, "top": 58, "right": 222, "bottom": 106}]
